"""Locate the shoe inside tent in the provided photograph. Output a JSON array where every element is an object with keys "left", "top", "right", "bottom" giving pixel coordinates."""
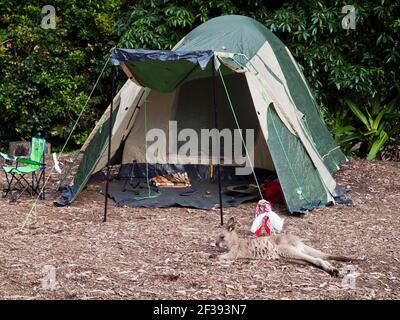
[{"left": 56, "top": 15, "right": 349, "bottom": 214}]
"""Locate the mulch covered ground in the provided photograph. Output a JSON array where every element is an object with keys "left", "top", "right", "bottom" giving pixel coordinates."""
[{"left": 0, "top": 158, "right": 399, "bottom": 300}]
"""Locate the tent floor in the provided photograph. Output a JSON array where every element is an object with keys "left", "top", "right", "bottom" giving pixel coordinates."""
[{"left": 103, "top": 179, "right": 261, "bottom": 210}]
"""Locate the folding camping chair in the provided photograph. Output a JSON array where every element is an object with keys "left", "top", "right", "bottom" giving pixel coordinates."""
[{"left": 0, "top": 137, "right": 47, "bottom": 201}]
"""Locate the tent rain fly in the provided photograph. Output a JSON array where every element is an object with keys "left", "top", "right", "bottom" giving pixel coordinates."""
[{"left": 57, "top": 15, "right": 349, "bottom": 214}]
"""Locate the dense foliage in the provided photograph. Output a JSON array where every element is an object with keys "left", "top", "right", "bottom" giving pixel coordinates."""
[
  {"left": 1, "top": 0, "right": 399, "bottom": 158},
  {"left": 0, "top": 0, "right": 122, "bottom": 148}
]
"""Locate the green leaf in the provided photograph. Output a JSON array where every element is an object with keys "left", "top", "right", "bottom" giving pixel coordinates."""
[
  {"left": 334, "top": 125, "right": 356, "bottom": 134},
  {"left": 345, "top": 99, "right": 370, "bottom": 128},
  {"left": 367, "top": 131, "right": 389, "bottom": 160},
  {"left": 339, "top": 132, "right": 364, "bottom": 143},
  {"left": 372, "top": 108, "right": 386, "bottom": 130}
]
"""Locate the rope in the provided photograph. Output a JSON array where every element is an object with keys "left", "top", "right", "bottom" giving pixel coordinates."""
[
  {"left": 226, "top": 51, "right": 329, "bottom": 205},
  {"left": 233, "top": 53, "right": 258, "bottom": 74},
  {"left": 134, "top": 89, "right": 159, "bottom": 201},
  {"left": 58, "top": 57, "right": 110, "bottom": 187},
  {"left": 237, "top": 52, "right": 315, "bottom": 203},
  {"left": 247, "top": 54, "right": 334, "bottom": 201},
  {"left": 21, "top": 56, "right": 110, "bottom": 229},
  {"left": 217, "top": 68, "right": 263, "bottom": 200}
]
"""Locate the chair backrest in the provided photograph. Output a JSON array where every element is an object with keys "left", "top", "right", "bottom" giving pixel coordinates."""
[{"left": 30, "top": 137, "right": 46, "bottom": 163}]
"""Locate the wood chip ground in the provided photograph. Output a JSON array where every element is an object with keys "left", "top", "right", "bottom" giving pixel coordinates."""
[{"left": 0, "top": 158, "right": 399, "bottom": 299}]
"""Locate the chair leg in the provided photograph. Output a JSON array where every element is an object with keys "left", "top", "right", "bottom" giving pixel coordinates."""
[
  {"left": 5, "top": 173, "right": 36, "bottom": 201},
  {"left": 3, "top": 173, "right": 9, "bottom": 197},
  {"left": 32, "top": 172, "right": 35, "bottom": 196},
  {"left": 14, "top": 174, "right": 33, "bottom": 201},
  {"left": 32, "top": 172, "right": 39, "bottom": 197},
  {"left": 32, "top": 169, "right": 45, "bottom": 200},
  {"left": 3, "top": 168, "right": 46, "bottom": 201},
  {"left": 2, "top": 172, "right": 13, "bottom": 198},
  {"left": 5, "top": 174, "right": 23, "bottom": 202},
  {"left": 42, "top": 167, "right": 45, "bottom": 200},
  {"left": 19, "top": 175, "right": 32, "bottom": 196}
]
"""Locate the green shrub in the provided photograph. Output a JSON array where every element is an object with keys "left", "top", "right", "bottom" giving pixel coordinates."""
[
  {"left": 326, "top": 94, "right": 400, "bottom": 159},
  {"left": 1, "top": 0, "right": 399, "bottom": 160}
]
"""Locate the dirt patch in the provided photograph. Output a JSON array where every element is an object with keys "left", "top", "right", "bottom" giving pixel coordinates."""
[{"left": 0, "top": 159, "right": 399, "bottom": 299}]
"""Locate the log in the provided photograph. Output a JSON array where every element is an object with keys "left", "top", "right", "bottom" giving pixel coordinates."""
[{"left": 9, "top": 141, "right": 51, "bottom": 157}]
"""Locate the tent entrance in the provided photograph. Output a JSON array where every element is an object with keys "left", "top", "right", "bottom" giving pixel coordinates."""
[
  {"left": 121, "top": 73, "right": 275, "bottom": 172},
  {"left": 103, "top": 163, "right": 274, "bottom": 209},
  {"left": 102, "top": 72, "right": 276, "bottom": 210}
]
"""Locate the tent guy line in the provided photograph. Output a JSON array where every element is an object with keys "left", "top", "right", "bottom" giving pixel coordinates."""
[{"left": 21, "top": 57, "right": 111, "bottom": 229}]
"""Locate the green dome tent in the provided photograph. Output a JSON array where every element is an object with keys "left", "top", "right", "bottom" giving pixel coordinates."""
[{"left": 57, "top": 15, "right": 347, "bottom": 214}]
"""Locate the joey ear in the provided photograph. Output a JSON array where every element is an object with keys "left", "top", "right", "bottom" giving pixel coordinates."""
[{"left": 226, "top": 217, "right": 236, "bottom": 232}]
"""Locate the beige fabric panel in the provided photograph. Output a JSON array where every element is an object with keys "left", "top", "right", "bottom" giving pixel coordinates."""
[
  {"left": 247, "top": 42, "right": 337, "bottom": 199},
  {"left": 244, "top": 71, "right": 272, "bottom": 139},
  {"left": 122, "top": 89, "right": 178, "bottom": 164},
  {"left": 243, "top": 71, "right": 275, "bottom": 171},
  {"left": 81, "top": 90, "right": 122, "bottom": 153},
  {"left": 256, "top": 43, "right": 298, "bottom": 108},
  {"left": 113, "top": 81, "right": 143, "bottom": 135},
  {"left": 94, "top": 80, "right": 144, "bottom": 172},
  {"left": 249, "top": 44, "right": 297, "bottom": 135}
]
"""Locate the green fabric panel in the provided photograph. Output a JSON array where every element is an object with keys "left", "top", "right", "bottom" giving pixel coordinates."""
[
  {"left": 3, "top": 165, "right": 40, "bottom": 174},
  {"left": 175, "top": 14, "right": 345, "bottom": 172},
  {"left": 266, "top": 105, "right": 329, "bottom": 212},
  {"left": 122, "top": 15, "right": 281, "bottom": 92},
  {"left": 176, "top": 15, "right": 281, "bottom": 65},
  {"left": 69, "top": 106, "right": 120, "bottom": 202},
  {"left": 126, "top": 60, "right": 234, "bottom": 93},
  {"left": 127, "top": 59, "right": 203, "bottom": 92},
  {"left": 270, "top": 47, "right": 346, "bottom": 173},
  {"left": 30, "top": 137, "right": 46, "bottom": 162}
]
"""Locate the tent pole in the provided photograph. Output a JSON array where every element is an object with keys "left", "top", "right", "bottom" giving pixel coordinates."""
[
  {"left": 212, "top": 56, "right": 224, "bottom": 226},
  {"left": 103, "top": 66, "right": 116, "bottom": 222}
]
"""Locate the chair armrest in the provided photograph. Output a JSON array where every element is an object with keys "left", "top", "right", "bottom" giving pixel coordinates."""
[
  {"left": 0, "top": 152, "right": 17, "bottom": 162},
  {"left": 16, "top": 158, "right": 45, "bottom": 167}
]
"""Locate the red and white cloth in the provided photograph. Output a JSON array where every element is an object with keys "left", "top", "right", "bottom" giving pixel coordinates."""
[{"left": 251, "top": 200, "right": 284, "bottom": 236}]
